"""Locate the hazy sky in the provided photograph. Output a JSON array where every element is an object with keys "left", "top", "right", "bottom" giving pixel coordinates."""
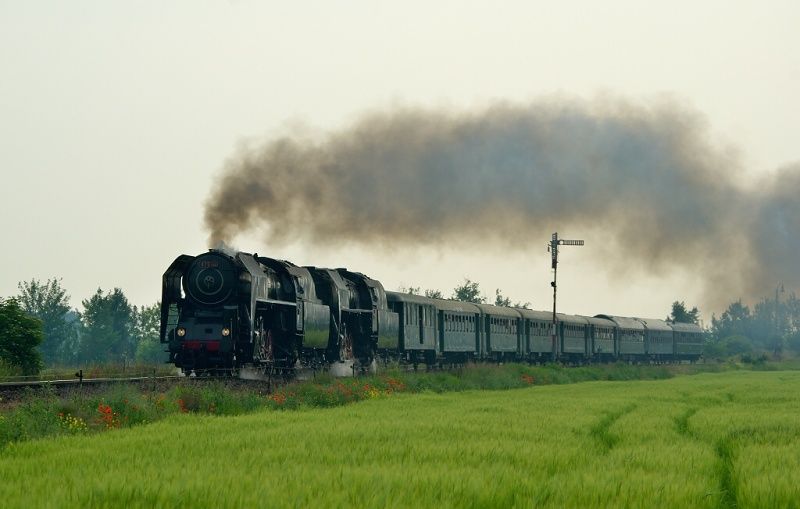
[{"left": 1, "top": 1, "right": 798, "bottom": 322}]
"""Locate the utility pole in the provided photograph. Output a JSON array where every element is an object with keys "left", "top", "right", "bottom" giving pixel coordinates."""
[{"left": 548, "top": 232, "right": 584, "bottom": 361}]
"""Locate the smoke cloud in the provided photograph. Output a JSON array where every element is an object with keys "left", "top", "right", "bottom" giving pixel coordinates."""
[{"left": 204, "top": 98, "right": 798, "bottom": 309}]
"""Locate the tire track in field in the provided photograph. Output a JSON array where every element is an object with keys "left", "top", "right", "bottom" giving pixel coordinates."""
[
  {"left": 673, "top": 406, "right": 700, "bottom": 439},
  {"left": 713, "top": 432, "right": 739, "bottom": 509},
  {"left": 673, "top": 404, "right": 736, "bottom": 508},
  {"left": 588, "top": 403, "right": 637, "bottom": 453},
  {"left": 674, "top": 404, "right": 800, "bottom": 509}
]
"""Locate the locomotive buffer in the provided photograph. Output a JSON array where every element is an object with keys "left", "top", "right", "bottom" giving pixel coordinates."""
[{"left": 548, "top": 233, "right": 584, "bottom": 361}]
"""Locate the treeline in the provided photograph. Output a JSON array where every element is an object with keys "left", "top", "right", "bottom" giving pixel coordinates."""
[
  {"left": 399, "top": 278, "right": 531, "bottom": 309},
  {"left": 0, "top": 278, "right": 164, "bottom": 375},
  {"left": 706, "top": 293, "right": 800, "bottom": 359}
]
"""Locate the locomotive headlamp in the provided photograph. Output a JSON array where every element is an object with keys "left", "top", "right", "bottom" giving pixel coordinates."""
[
  {"left": 177, "top": 327, "right": 186, "bottom": 337},
  {"left": 221, "top": 327, "right": 231, "bottom": 337}
]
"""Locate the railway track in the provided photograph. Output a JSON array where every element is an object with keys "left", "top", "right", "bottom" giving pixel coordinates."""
[
  {"left": 0, "top": 366, "right": 294, "bottom": 396},
  {"left": 0, "top": 372, "right": 182, "bottom": 392}
]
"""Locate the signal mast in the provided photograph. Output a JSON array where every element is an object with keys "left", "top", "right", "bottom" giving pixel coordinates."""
[{"left": 548, "top": 232, "right": 584, "bottom": 361}]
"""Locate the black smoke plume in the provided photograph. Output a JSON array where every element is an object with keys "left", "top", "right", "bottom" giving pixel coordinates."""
[{"left": 204, "top": 98, "right": 798, "bottom": 309}]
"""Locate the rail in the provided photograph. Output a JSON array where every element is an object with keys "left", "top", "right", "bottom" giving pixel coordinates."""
[{"left": 0, "top": 370, "right": 182, "bottom": 390}]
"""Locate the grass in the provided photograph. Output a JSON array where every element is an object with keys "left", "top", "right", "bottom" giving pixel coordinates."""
[
  {"left": 0, "top": 370, "right": 799, "bottom": 507},
  {"left": 0, "top": 361, "right": 791, "bottom": 448}
]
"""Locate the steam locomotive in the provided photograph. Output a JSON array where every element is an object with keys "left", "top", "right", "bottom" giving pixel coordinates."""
[{"left": 159, "top": 249, "right": 704, "bottom": 374}]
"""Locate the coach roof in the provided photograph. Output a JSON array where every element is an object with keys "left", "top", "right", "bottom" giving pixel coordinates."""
[
  {"left": 670, "top": 322, "right": 704, "bottom": 333},
  {"left": 595, "top": 314, "right": 645, "bottom": 330},
  {"left": 474, "top": 303, "right": 523, "bottom": 318},
  {"left": 386, "top": 292, "right": 437, "bottom": 306},
  {"left": 580, "top": 315, "right": 617, "bottom": 328},
  {"left": 636, "top": 318, "right": 673, "bottom": 332},
  {"left": 517, "top": 309, "right": 555, "bottom": 321}
]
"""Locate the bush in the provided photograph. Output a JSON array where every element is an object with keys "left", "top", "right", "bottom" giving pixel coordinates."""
[
  {"left": 786, "top": 332, "right": 800, "bottom": 354},
  {"left": 0, "top": 359, "right": 22, "bottom": 378},
  {"left": 0, "top": 298, "right": 43, "bottom": 375},
  {"left": 723, "top": 335, "right": 753, "bottom": 356}
]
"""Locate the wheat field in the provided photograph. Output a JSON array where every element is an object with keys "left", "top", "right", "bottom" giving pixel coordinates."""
[{"left": 1, "top": 370, "right": 798, "bottom": 508}]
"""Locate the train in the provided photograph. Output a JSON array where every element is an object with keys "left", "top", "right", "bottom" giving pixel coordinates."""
[{"left": 159, "top": 249, "right": 704, "bottom": 374}]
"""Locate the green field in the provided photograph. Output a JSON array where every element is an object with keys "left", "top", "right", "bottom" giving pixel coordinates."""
[{"left": 1, "top": 370, "right": 799, "bottom": 508}]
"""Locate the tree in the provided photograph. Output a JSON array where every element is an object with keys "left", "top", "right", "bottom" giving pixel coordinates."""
[
  {"left": 0, "top": 298, "right": 43, "bottom": 375},
  {"left": 397, "top": 285, "right": 420, "bottom": 295},
  {"left": 711, "top": 300, "right": 752, "bottom": 342},
  {"left": 787, "top": 330, "right": 800, "bottom": 354},
  {"left": 17, "top": 278, "right": 77, "bottom": 365},
  {"left": 78, "top": 288, "right": 134, "bottom": 364},
  {"left": 494, "top": 289, "right": 512, "bottom": 307},
  {"left": 424, "top": 289, "right": 444, "bottom": 299},
  {"left": 452, "top": 279, "right": 485, "bottom": 304},
  {"left": 133, "top": 303, "right": 166, "bottom": 364},
  {"left": 667, "top": 301, "right": 700, "bottom": 324}
]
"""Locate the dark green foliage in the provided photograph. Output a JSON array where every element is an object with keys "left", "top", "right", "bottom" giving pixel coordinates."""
[
  {"left": 424, "top": 289, "right": 443, "bottom": 299},
  {"left": 787, "top": 331, "right": 800, "bottom": 353},
  {"left": 16, "top": 278, "right": 78, "bottom": 365},
  {"left": 668, "top": 301, "right": 700, "bottom": 324},
  {"left": 133, "top": 303, "right": 166, "bottom": 364},
  {"left": 399, "top": 286, "right": 444, "bottom": 299},
  {"left": 494, "top": 289, "right": 512, "bottom": 307},
  {"left": 78, "top": 288, "right": 134, "bottom": 364},
  {"left": 707, "top": 292, "right": 800, "bottom": 358},
  {"left": 452, "top": 278, "right": 485, "bottom": 303},
  {"left": 0, "top": 298, "right": 43, "bottom": 375},
  {"left": 724, "top": 335, "right": 754, "bottom": 356},
  {"left": 712, "top": 300, "right": 752, "bottom": 339}
]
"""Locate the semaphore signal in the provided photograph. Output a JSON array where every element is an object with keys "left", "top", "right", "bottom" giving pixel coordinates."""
[{"left": 548, "top": 232, "right": 584, "bottom": 360}]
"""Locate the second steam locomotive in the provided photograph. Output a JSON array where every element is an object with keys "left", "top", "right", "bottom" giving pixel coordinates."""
[{"left": 160, "top": 249, "right": 703, "bottom": 374}]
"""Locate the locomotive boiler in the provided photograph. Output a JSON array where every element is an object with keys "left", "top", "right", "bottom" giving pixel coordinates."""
[{"left": 160, "top": 249, "right": 398, "bottom": 373}]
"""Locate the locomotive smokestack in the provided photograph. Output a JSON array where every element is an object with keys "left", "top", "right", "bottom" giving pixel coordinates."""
[
  {"left": 204, "top": 97, "right": 800, "bottom": 310},
  {"left": 212, "top": 240, "right": 238, "bottom": 258}
]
